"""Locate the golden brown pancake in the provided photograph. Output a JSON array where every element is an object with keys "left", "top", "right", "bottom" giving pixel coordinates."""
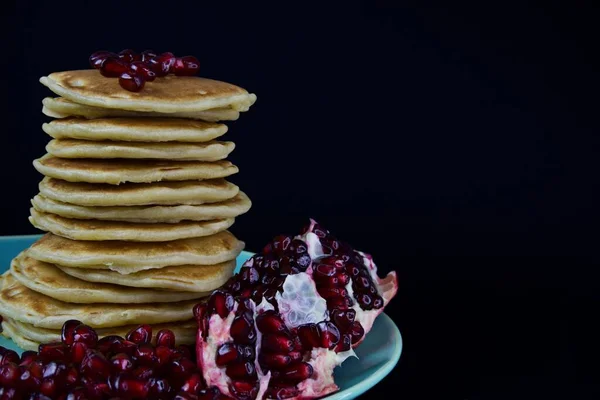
[
  {"left": 38, "top": 177, "right": 239, "bottom": 206},
  {"left": 28, "top": 208, "right": 235, "bottom": 241},
  {"left": 31, "top": 192, "right": 251, "bottom": 223},
  {"left": 34, "top": 154, "right": 239, "bottom": 184},
  {"left": 42, "top": 97, "right": 240, "bottom": 121},
  {"left": 40, "top": 70, "right": 256, "bottom": 113},
  {"left": 42, "top": 116, "right": 228, "bottom": 143},
  {"left": 46, "top": 139, "right": 235, "bottom": 161},
  {"left": 10, "top": 253, "right": 210, "bottom": 303},
  {"left": 0, "top": 272, "right": 198, "bottom": 329},
  {"left": 27, "top": 231, "right": 244, "bottom": 273}
]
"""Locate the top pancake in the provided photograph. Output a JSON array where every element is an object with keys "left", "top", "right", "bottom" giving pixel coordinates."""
[
  {"left": 40, "top": 70, "right": 257, "bottom": 113},
  {"left": 42, "top": 97, "right": 240, "bottom": 122}
]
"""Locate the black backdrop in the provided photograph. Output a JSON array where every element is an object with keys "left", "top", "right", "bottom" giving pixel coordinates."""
[{"left": 1, "top": 1, "right": 599, "bottom": 399}]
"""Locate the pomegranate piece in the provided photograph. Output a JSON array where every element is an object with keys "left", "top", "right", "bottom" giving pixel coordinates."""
[
  {"left": 38, "top": 343, "right": 69, "bottom": 363},
  {"left": 156, "top": 329, "right": 176, "bottom": 348},
  {"left": 100, "top": 58, "right": 129, "bottom": 77},
  {"left": 72, "top": 324, "right": 98, "bottom": 348},
  {"left": 89, "top": 51, "right": 116, "bottom": 69},
  {"left": 173, "top": 55, "right": 200, "bottom": 76},
  {"left": 18, "top": 351, "right": 38, "bottom": 367},
  {"left": 148, "top": 52, "right": 176, "bottom": 77},
  {"left": 61, "top": 320, "right": 82, "bottom": 345},
  {"left": 119, "top": 72, "right": 145, "bottom": 92},
  {"left": 118, "top": 48, "right": 138, "bottom": 62},
  {"left": 0, "top": 362, "right": 19, "bottom": 386},
  {"left": 129, "top": 61, "right": 157, "bottom": 82},
  {"left": 141, "top": 49, "right": 157, "bottom": 62},
  {"left": 0, "top": 348, "right": 19, "bottom": 365},
  {"left": 195, "top": 218, "right": 398, "bottom": 399},
  {"left": 126, "top": 324, "right": 152, "bottom": 344}
]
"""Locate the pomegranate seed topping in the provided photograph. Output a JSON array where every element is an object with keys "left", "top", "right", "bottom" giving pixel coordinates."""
[
  {"left": 19, "top": 368, "right": 41, "bottom": 390},
  {"left": 155, "top": 345, "right": 173, "bottom": 366},
  {"left": 126, "top": 325, "right": 152, "bottom": 345},
  {"left": 65, "top": 387, "right": 86, "bottom": 400},
  {"left": 100, "top": 58, "right": 129, "bottom": 78},
  {"left": 215, "top": 343, "right": 238, "bottom": 366},
  {"left": 173, "top": 55, "right": 200, "bottom": 76},
  {"left": 148, "top": 52, "right": 176, "bottom": 77},
  {"left": 70, "top": 342, "right": 87, "bottom": 364},
  {"left": 134, "top": 343, "right": 156, "bottom": 365},
  {"left": 38, "top": 343, "right": 69, "bottom": 363},
  {"left": 129, "top": 61, "right": 156, "bottom": 82},
  {"left": 0, "top": 349, "right": 19, "bottom": 366},
  {"left": 156, "top": 329, "right": 176, "bottom": 348},
  {"left": 89, "top": 51, "right": 116, "bottom": 69},
  {"left": 118, "top": 72, "right": 145, "bottom": 92},
  {"left": 79, "top": 349, "right": 110, "bottom": 380},
  {"left": 96, "top": 335, "right": 124, "bottom": 355},
  {"left": 0, "top": 387, "right": 19, "bottom": 399},
  {"left": 113, "top": 375, "right": 149, "bottom": 398},
  {"left": 18, "top": 351, "right": 37, "bottom": 367},
  {"left": 271, "top": 362, "right": 314, "bottom": 384},
  {"left": 132, "top": 365, "right": 154, "bottom": 380},
  {"left": 148, "top": 377, "right": 170, "bottom": 396},
  {"left": 140, "top": 50, "right": 157, "bottom": 62},
  {"left": 118, "top": 49, "right": 137, "bottom": 62}
]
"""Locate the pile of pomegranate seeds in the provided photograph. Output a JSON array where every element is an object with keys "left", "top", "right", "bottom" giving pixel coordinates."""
[
  {"left": 0, "top": 320, "right": 222, "bottom": 399},
  {"left": 89, "top": 49, "right": 200, "bottom": 92}
]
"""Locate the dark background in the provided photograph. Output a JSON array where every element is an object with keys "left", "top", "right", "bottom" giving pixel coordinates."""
[{"left": 1, "top": 0, "right": 599, "bottom": 398}]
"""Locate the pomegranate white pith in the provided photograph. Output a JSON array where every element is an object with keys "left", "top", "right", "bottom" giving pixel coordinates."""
[{"left": 194, "top": 219, "right": 399, "bottom": 399}]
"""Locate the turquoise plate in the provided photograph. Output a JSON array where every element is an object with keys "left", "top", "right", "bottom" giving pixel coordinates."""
[{"left": 0, "top": 234, "right": 402, "bottom": 399}]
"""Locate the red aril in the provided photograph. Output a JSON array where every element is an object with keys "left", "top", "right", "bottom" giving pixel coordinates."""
[
  {"left": 119, "top": 72, "right": 145, "bottom": 92},
  {"left": 100, "top": 58, "right": 129, "bottom": 78},
  {"left": 173, "top": 56, "right": 200, "bottom": 76}
]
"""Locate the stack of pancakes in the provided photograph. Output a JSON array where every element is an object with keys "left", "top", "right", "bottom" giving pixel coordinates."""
[{"left": 0, "top": 70, "right": 256, "bottom": 350}]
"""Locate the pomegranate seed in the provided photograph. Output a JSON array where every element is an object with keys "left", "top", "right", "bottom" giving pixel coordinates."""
[
  {"left": 355, "top": 276, "right": 372, "bottom": 289},
  {"left": 18, "top": 351, "right": 37, "bottom": 367},
  {"left": 240, "top": 267, "right": 260, "bottom": 285},
  {"left": 372, "top": 295, "right": 384, "bottom": 309},
  {"left": 129, "top": 61, "right": 156, "bottom": 82},
  {"left": 132, "top": 365, "right": 154, "bottom": 380},
  {"left": 356, "top": 293, "right": 374, "bottom": 310},
  {"left": 334, "top": 333, "right": 352, "bottom": 352},
  {"left": 141, "top": 50, "right": 157, "bottom": 62},
  {"left": 265, "top": 385, "right": 300, "bottom": 399},
  {"left": 0, "top": 387, "right": 19, "bottom": 399},
  {"left": 61, "top": 320, "right": 82, "bottom": 345},
  {"left": 230, "top": 313, "right": 256, "bottom": 344},
  {"left": 79, "top": 349, "right": 110, "bottom": 380},
  {"left": 126, "top": 325, "right": 152, "bottom": 345},
  {"left": 0, "top": 362, "right": 18, "bottom": 386},
  {"left": 256, "top": 311, "right": 288, "bottom": 335},
  {"left": 215, "top": 343, "right": 239, "bottom": 366},
  {"left": 347, "top": 264, "right": 361, "bottom": 277},
  {"left": 148, "top": 377, "right": 170, "bottom": 396},
  {"left": 19, "top": 368, "right": 41, "bottom": 390},
  {"left": 156, "top": 329, "right": 176, "bottom": 348},
  {"left": 271, "top": 362, "right": 313, "bottom": 384},
  {"left": 119, "top": 72, "right": 145, "bottom": 92},
  {"left": 110, "top": 352, "right": 133, "bottom": 372},
  {"left": 174, "top": 392, "right": 197, "bottom": 400},
  {"left": 100, "top": 58, "right": 129, "bottom": 77},
  {"left": 65, "top": 366, "right": 78, "bottom": 387},
  {"left": 72, "top": 324, "right": 98, "bottom": 348},
  {"left": 225, "top": 361, "right": 256, "bottom": 380},
  {"left": 297, "top": 324, "right": 321, "bottom": 350},
  {"left": 180, "top": 372, "right": 205, "bottom": 393},
  {"left": 85, "top": 382, "right": 110, "bottom": 399},
  {"left": 173, "top": 55, "right": 200, "bottom": 76},
  {"left": 28, "top": 360, "right": 44, "bottom": 379},
  {"left": 39, "top": 343, "right": 69, "bottom": 363},
  {"left": 317, "top": 287, "right": 348, "bottom": 299},
  {"left": 349, "top": 321, "right": 365, "bottom": 344},
  {"left": 89, "top": 51, "right": 116, "bottom": 69},
  {"left": 327, "top": 295, "right": 353, "bottom": 309},
  {"left": 314, "top": 263, "right": 337, "bottom": 278},
  {"left": 261, "top": 334, "right": 294, "bottom": 353},
  {"left": 229, "top": 380, "right": 258, "bottom": 399},
  {"left": 118, "top": 49, "right": 137, "bottom": 62},
  {"left": 155, "top": 345, "right": 173, "bottom": 366},
  {"left": 148, "top": 52, "right": 175, "bottom": 77},
  {"left": 197, "top": 387, "right": 221, "bottom": 400},
  {"left": 169, "top": 357, "right": 196, "bottom": 377},
  {"left": 237, "top": 344, "right": 255, "bottom": 361},
  {"left": 134, "top": 343, "right": 156, "bottom": 365},
  {"left": 331, "top": 308, "right": 356, "bottom": 331},
  {"left": 317, "top": 321, "right": 341, "bottom": 349},
  {"left": 258, "top": 351, "right": 302, "bottom": 369},
  {"left": 176, "top": 344, "right": 193, "bottom": 360},
  {"left": 320, "top": 256, "right": 346, "bottom": 269},
  {"left": 96, "top": 335, "right": 124, "bottom": 355},
  {"left": 70, "top": 342, "right": 88, "bottom": 364},
  {"left": 0, "top": 349, "right": 19, "bottom": 366},
  {"left": 114, "top": 375, "right": 149, "bottom": 398},
  {"left": 208, "top": 291, "right": 234, "bottom": 319},
  {"left": 40, "top": 378, "right": 59, "bottom": 397},
  {"left": 65, "top": 387, "right": 86, "bottom": 400}
]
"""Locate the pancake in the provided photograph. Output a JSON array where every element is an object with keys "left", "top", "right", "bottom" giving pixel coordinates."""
[
  {"left": 57, "top": 260, "right": 236, "bottom": 292},
  {"left": 42, "top": 117, "right": 228, "bottom": 143},
  {"left": 0, "top": 272, "right": 197, "bottom": 328},
  {"left": 27, "top": 231, "right": 244, "bottom": 274},
  {"left": 29, "top": 209, "right": 234, "bottom": 241},
  {"left": 40, "top": 70, "right": 257, "bottom": 113},
  {"left": 1, "top": 318, "right": 197, "bottom": 351},
  {"left": 39, "top": 177, "right": 239, "bottom": 206},
  {"left": 46, "top": 139, "right": 235, "bottom": 161},
  {"left": 42, "top": 97, "right": 240, "bottom": 121},
  {"left": 10, "top": 253, "right": 210, "bottom": 303},
  {"left": 31, "top": 192, "right": 251, "bottom": 224},
  {"left": 34, "top": 155, "right": 239, "bottom": 185}
]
